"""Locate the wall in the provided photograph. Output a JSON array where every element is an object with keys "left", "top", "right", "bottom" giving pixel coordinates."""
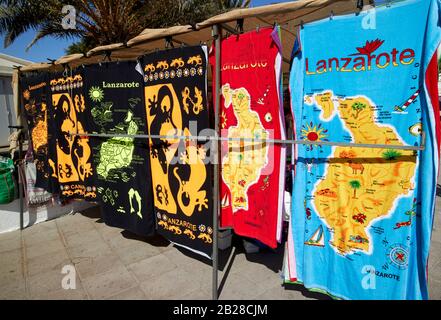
[{"left": 0, "top": 199, "right": 98, "bottom": 234}]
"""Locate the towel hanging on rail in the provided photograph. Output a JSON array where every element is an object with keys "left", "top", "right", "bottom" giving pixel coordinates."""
[
  {"left": 286, "top": 0, "right": 441, "bottom": 300},
  {"left": 83, "top": 61, "right": 156, "bottom": 237}
]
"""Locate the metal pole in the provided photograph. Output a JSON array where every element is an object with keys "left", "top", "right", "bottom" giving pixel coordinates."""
[
  {"left": 68, "top": 132, "right": 425, "bottom": 151},
  {"left": 18, "top": 133, "right": 23, "bottom": 230},
  {"left": 212, "top": 23, "right": 221, "bottom": 301}
]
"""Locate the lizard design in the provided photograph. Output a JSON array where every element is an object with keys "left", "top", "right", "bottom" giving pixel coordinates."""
[
  {"left": 182, "top": 87, "right": 204, "bottom": 114},
  {"left": 187, "top": 55, "right": 202, "bottom": 65},
  {"left": 171, "top": 58, "right": 185, "bottom": 68},
  {"left": 184, "top": 229, "right": 196, "bottom": 240},
  {"left": 173, "top": 128, "right": 209, "bottom": 217},
  {"left": 156, "top": 60, "right": 169, "bottom": 70},
  {"left": 197, "top": 233, "right": 212, "bottom": 243}
]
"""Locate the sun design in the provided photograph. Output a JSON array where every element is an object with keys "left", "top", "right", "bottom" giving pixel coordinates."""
[
  {"left": 89, "top": 86, "right": 104, "bottom": 102},
  {"left": 301, "top": 122, "right": 328, "bottom": 149},
  {"left": 23, "top": 90, "right": 30, "bottom": 101}
]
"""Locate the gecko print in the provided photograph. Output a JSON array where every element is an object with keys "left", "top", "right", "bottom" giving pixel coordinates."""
[
  {"left": 209, "top": 27, "right": 286, "bottom": 249},
  {"left": 50, "top": 71, "right": 96, "bottom": 200},
  {"left": 140, "top": 46, "right": 213, "bottom": 258},
  {"left": 83, "top": 61, "right": 155, "bottom": 236},
  {"left": 21, "top": 72, "right": 58, "bottom": 193}
]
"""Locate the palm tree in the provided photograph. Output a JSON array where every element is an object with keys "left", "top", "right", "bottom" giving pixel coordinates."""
[
  {"left": 382, "top": 149, "right": 402, "bottom": 161},
  {"left": 352, "top": 101, "right": 366, "bottom": 119},
  {"left": 0, "top": 0, "right": 250, "bottom": 54},
  {"left": 349, "top": 180, "right": 361, "bottom": 199}
]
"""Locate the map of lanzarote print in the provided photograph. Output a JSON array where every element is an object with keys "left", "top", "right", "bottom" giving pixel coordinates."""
[
  {"left": 307, "top": 91, "right": 416, "bottom": 255},
  {"left": 97, "top": 110, "right": 137, "bottom": 178},
  {"left": 221, "top": 84, "right": 269, "bottom": 212}
]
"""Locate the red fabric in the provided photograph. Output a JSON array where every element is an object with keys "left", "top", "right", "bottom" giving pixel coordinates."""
[
  {"left": 425, "top": 52, "right": 441, "bottom": 154},
  {"left": 424, "top": 51, "right": 440, "bottom": 281},
  {"left": 209, "top": 28, "right": 284, "bottom": 248}
]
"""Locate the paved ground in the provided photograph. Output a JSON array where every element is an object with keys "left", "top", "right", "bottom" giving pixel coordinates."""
[{"left": 1, "top": 196, "right": 441, "bottom": 300}]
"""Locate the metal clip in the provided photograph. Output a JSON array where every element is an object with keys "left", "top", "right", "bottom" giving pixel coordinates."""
[
  {"left": 165, "top": 36, "right": 174, "bottom": 49},
  {"left": 62, "top": 63, "right": 69, "bottom": 77},
  {"left": 235, "top": 18, "right": 244, "bottom": 34},
  {"left": 102, "top": 50, "right": 112, "bottom": 62}
]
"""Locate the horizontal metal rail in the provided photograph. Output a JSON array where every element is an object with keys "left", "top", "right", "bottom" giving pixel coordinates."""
[{"left": 68, "top": 132, "right": 425, "bottom": 151}]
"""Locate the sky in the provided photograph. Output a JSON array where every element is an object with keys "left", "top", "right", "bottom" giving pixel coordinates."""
[{"left": 0, "top": 0, "right": 387, "bottom": 63}]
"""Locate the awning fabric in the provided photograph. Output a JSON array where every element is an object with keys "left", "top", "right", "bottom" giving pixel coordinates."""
[{"left": 19, "top": 0, "right": 361, "bottom": 74}]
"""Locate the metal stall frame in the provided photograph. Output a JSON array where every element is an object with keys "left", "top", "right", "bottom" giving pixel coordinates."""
[{"left": 15, "top": 0, "right": 423, "bottom": 301}]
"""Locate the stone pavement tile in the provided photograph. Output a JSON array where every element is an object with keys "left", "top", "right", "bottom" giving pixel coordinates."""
[
  {"left": 26, "top": 248, "right": 71, "bottom": 278},
  {"left": 0, "top": 249, "right": 24, "bottom": 286},
  {"left": 72, "top": 252, "right": 124, "bottom": 279},
  {"left": 0, "top": 280, "right": 27, "bottom": 300},
  {"left": 162, "top": 247, "right": 211, "bottom": 272},
  {"left": 23, "top": 220, "right": 57, "bottom": 236},
  {"left": 428, "top": 258, "right": 441, "bottom": 283},
  {"left": 218, "top": 273, "right": 267, "bottom": 300},
  {"left": 186, "top": 287, "right": 212, "bottom": 300},
  {"left": 56, "top": 217, "right": 96, "bottom": 237},
  {"left": 107, "top": 286, "right": 147, "bottom": 300},
  {"left": 0, "top": 247, "right": 22, "bottom": 267},
  {"left": 32, "top": 287, "right": 88, "bottom": 300},
  {"left": 255, "top": 283, "right": 319, "bottom": 300},
  {"left": 429, "top": 277, "right": 441, "bottom": 300},
  {"left": 429, "top": 241, "right": 441, "bottom": 271},
  {"left": 430, "top": 226, "right": 441, "bottom": 244},
  {"left": 0, "top": 229, "right": 21, "bottom": 241},
  {"left": 26, "top": 238, "right": 66, "bottom": 260},
  {"left": 113, "top": 240, "right": 162, "bottom": 266},
  {"left": 104, "top": 233, "right": 136, "bottom": 249},
  {"left": 67, "top": 239, "right": 113, "bottom": 260},
  {"left": 0, "top": 232, "right": 22, "bottom": 253},
  {"left": 82, "top": 264, "right": 138, "bottom": 300},
  {"left": 139, "top": 268, "right": 199, "bottom": 300},
  {"left": 95, "top": 223, "right": 123, "bottom": 237},
  {"left": 23, "top": 228, "right": 61, "bottom": 247},
  {"left": 230, "top": 255, "right": 282, "bottom": 291},
  {"left": 162, "top": 253, "right": 213, "bottom": 293},
  {"left": 128, "top": 254, "right": 178, "bottom": 283},
  {"left": 28, "top": 267, "right": 74, "bottom": 297},
  {"left": 63, "top": 228, "right": 103, "bottom": 248}
]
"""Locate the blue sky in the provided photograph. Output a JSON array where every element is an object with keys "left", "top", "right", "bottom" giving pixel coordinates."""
[{"left": 0, "top": 0, "right": 386, "bottom": 63}]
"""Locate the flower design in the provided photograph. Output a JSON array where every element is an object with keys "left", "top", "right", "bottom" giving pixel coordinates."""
[
  {"left": 154, "top": 73, "right": 158, "bottom": 80},
  {"left": 165, "top": 71, "right": 169, "bottom": 79},
  {"left": 190, "top": 68, "right": 196, "bottom": 76},
  {"left": 170, "top": 70, "right": 176, "bottom": 78},
  {"left": 177, "top": 69, "right": 182, "bottom": 77},
  {"left": 162, "top": 214, "right": 167, "bottom": 221},
  {"left": 197, "top": 67, "right": 203, "bottom": 75},
  {"left": 199, "top": 224, "right": 206, "bottom": 232},
  {"left": 207, "top": 227, "right": 213, "bottom": 235},
  {"left": 23, "top": 90, "right": 30, "bottom": 100},
  {"left": 159, "top": 72, "right": 164, "bottom": 79},
  {"left": 149, "top": 74, "right": 154, "bottom": 81},
  {"left": 183, "top": 69, "right": 190, "bottom": 77},
  {"left": 264, "top": 112, "right": 272, "bottom": 122}
]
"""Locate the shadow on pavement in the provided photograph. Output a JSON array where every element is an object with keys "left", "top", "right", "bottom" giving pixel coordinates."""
[{"left": 283, "top": 283, "right": 333, "bottom": 300}]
